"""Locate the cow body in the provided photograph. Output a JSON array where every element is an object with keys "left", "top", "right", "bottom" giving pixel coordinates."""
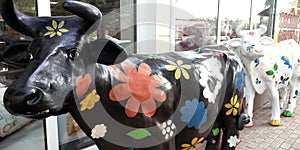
[
  {"left": 0, "top": 0, "right": 249, "bottom": 149},
  {"left": 229, "top": 24, "right": 300, "bottom": 126}
]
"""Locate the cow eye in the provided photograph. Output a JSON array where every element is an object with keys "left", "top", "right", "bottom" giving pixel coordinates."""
[{"left": 67, "top": 49, "right": 79, "bottom": 60}]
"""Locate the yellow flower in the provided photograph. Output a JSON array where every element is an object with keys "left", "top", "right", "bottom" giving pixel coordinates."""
[
  {"left": 44, "top": 20, "right": 69, "bottom": 38},
  {"left": 80, "top": 90, "right": 100, "bottom": 111},
  {"left": 225, "top": 95, "right": 239, "bottom": 116},
  {"left": 181, "top": 137, "right": 204, "bottom": 150},
  {"left": 165, "top": 60, "right": 191, "bottom": 80}
]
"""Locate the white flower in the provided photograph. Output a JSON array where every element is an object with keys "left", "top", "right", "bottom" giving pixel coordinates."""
[
  {"left": 199, "top": 58, "right": 223, "bottom": 104},
  {"left": 91, "top": 124, "right": 107, "bottom": 139},
  {"left": 227, "top": 135, "right": 239, "bottom": 148},
  {"left": 161, "top": 120, "right": 176, "bottom": 140}
]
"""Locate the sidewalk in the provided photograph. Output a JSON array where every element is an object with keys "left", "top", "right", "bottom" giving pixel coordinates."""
[{"left": 237, "top": 100, "right": 300, "bottom": 150}]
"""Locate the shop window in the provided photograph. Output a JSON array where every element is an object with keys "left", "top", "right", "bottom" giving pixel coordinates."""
[
  {"left": 174, "top": 0, "right": 218, "bottom": 51},
  {"left": 0, "top": 1, "right": 46, "bottom": 149},
  {"left": 274, "top": 0, "right": 300, "bottom": 43}
]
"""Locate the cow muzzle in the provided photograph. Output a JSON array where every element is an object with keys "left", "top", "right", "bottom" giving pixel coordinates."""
[
  {"left": 3, "top": 85, "right": 51, "bottom": 119},
  {"left": 237, "top": 113, "right": 250, "bottom": 130}
]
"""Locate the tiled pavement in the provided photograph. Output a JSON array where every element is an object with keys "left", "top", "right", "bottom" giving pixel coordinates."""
[{"left": 237, "top": 100, "right": 300, "bottom": 150}]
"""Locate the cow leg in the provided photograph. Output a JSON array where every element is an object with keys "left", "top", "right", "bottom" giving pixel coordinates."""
[
  {"left": 278, "top": 88, "right": 287, "bottom": 109},
  {"left": 221, "top": 116, "right": 240, "bottom": 150},
  {"left": 267, "top": 87, "right": 281, "bottom": 126},
  {"left": 244, "top": 75, "right": 255, "bottom": 127},
  {"left": 283, "top": 83, "right": 300, "bottom": 117},
  {"left": 206, "top": 117, "right": 222, "bottom": 150}
]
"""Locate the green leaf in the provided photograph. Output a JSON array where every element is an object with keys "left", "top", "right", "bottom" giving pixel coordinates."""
[
  {"left": 266, "top": 70, "right": 274, "bottom": 76},
  {"left": 197, "top": 48, "right": 201, "bottom": 53},
  {"left": 127, "top": 129, "right": 151, "bottom": 140},
  {"left": 212, "top": 128, "right": 220, "bottom": 136},
  {"left": 273, "top": 63, "right": 278, "bottom": 71}
]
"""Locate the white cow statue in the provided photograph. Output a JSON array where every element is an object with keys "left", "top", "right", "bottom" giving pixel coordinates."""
[{"left": 229, "top": 24, "right": 300, "bottom": 127}]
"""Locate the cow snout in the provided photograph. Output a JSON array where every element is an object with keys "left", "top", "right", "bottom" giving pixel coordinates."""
[
  {"left": 4, "top": 85, "right": 44, "bottom": 115},
  {"left": 237, "top": 113, "right": 250, "bottom": 130}
]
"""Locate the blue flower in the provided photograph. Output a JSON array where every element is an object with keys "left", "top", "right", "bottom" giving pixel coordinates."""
[
  {"left": 254, "top": 58, "right": 260, "bottom": 67},
  {"left": 281, "top": 56, "right": 292, "bottom": 69},
  {"left": 180, "top": 99, "right": 207, "bottom": 129},
  {"left": 235, "top": 70, "right": 243, "bottom": 92}
]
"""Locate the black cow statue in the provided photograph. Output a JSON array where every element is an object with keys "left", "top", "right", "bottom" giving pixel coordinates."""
[{"left": 0, "top": 0, "right": 249, "bottom": 149}]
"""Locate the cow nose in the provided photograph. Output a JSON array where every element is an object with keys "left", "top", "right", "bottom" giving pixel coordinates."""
[
  {"left": 35, "top": 79, "right": 51, "bottom": 91},
  {"left": 254, "top": 49, "right": 263, "bottom": 53},
  {"left": 4, "top": 86, "right": 43, "bottom": 114}
]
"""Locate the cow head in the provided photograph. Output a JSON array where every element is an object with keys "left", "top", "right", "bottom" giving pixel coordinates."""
[
  {"left": 1, "top": 0, "right": 126, "bottom": 119},
  {"left": 229, "top": 24, "right": 273, "bottom": 61}
]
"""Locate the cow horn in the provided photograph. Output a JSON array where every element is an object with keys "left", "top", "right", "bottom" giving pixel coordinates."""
[
  {"left": 62, "top": 1, "right": 102, "bottom": 25},
  {"left": 0, "top": 0, "right": 36, "bottom": 37},
  {"left": 256, "top": 24, "right": 267, "bottom": 35},
  {"left": 236, "top": 24, "right": 245, "bottom": 37}
]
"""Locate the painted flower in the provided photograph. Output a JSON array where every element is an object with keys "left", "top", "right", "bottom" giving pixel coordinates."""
[
  {"left": 199, "top": 61, "right": 223, "bottom": 104},
  {"left": 109, "top": 60, "right": 166, "bottom": 118},
  {"left": 80, "top": 90, "right": 100, "bottom": 111},
  {"left": 165, "top": 60, "right": 191, "bottom": 80},
  {"left": 91, "top": 124, "right": 107, "bottom": 139},
  {"left": 161, "top": 120, "right": 176, "bottom": 140},
  {"left": 181, "top": 137, "right": 204, "bottom": 150},
  {"left": 235, "top": 70, "right": 243, "bottom": 92},
  {"left": 281, "top": 56, "right": 292, "bottom": 69},
  {"left": 44, "top": 20, "right": 69, "bottom": 38},
  {"left": 225, "top": 95, "right": 239, "bottom": 116},
  {"left": 180, "top": 99, "right": 207, "bottom": 129},
  {"left": 227, "top": 135, "right": 239, "bottom": 148}
]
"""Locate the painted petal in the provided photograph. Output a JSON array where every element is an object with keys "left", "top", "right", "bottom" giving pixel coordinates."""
[
  {"left": 109, "top": 84, "right": 130, "bottom": 101},
  {"left": 226, "top": 108, "right": 233, "bottom": 116},
  {"left": 125, "top": 97, "right": 141, "bottom": 117},
  {"left": 166, "top": 60, "right": 177, "bottom": 66},
  {"left": 122, "top": 59, "right": 136, "bottom": 75},
  {"left": 141, "top": 99, "right": 156, "bottom": 117},
  {"left": 181, "top": 147, "right": 190, "bottom": 150},
  {"left": 181, "top": 64, "right": 191, "bottom": 69},
  {"left": 234, "top": 102, "right": 239, "bottom": 108},
  {"left": 59, "top": 28, "right": 69, "bottom": 33},
  {"left": 46, "top": 26, "right": 54, "bottom": 31},
  {"left": 50, "top": 32, "right": 56, "bottom": 38},
  {"left": 180, "top": 68, "right": 190, "bottom": 79},
  {"left": 181, "top": 144, "right": 191, "bottom": 148},
  {"left": 195, "top": 137, "right": 204, "bottom": 144},
  {"left": 191, "top": 137, "right": 199, "bottom": 145},
  {"left": 224, "top": 103, "right": 232, "bottom": 109},
  {"left": 175, "top": 68, "right": 181, "bottom": 79},
  {"left": 138, "top": 63, "right": 151, "bottom": 76},
  {"left": 152, "top": 89, "right": 166, "bottom": 102},
  {"left": 52, "top": 20, "right": 58, "bottom": 29},
  {"left": 165, "top": 65, "right": 177, "bottom": 71},
  {"left": 233, "top": 95, "right": 238, "bottom": 104},
  {"left": 44, "top": 32, "right": 53, "bottom": 36},
  {"left": 57, "top": 32, "right": 62, "bottom": 36},
  {"left": 109, "top": 66, "right": 128, "bottom": 82},
  {"left": 230, "top": 96, "right": 234, "bottom": 105},
  {"left": 176, "top": 60, "right": 183, "bottom": 65},
  {"left": 233, "top": 108, "right": 237, "bottom": 116},
  {"left": 58, "top": 21, "right": 65, "bottom": 28}
]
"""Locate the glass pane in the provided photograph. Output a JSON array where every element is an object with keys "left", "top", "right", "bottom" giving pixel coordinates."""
[
  {"left": 0, "top": 1, "right": 45, "bottom": 149},
  {"left": 174, "top": 0, "right": 218, "bottom": 51},
  {"left": 274, "top": 0, "right": 300, "bottom": 43},
  {"left": 50, "top": 0, "right": 136, "bottom": 53},
  {"left": 48, "top": 0, "right": 136, "bottom": 149},
  {"left": 219, "top": 0, "right": 251, "bottom": 42}
]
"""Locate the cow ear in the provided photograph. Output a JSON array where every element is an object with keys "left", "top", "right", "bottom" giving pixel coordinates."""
[
  {"left": 87, "top": 38, "right": 128, "bottom": 65},
  {"left": 260, "top": 36, "right": 273, "bottom": 45},
  {"left": 228, "top": 38, "right": 242, "bottom": 48}
]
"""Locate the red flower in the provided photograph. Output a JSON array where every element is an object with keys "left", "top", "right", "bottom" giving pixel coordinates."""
[{"left": 109, "top": 60, "right": 166, "bottom": 118}]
